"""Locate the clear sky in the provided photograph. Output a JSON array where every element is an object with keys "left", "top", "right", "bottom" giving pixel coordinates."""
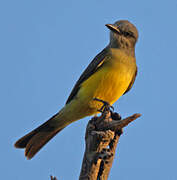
[{"left": 1, "top": 0, "right": 177, "bottom": 179}]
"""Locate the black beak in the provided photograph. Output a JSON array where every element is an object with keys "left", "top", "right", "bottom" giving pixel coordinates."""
[{"left": 105, "top": 24, "right": 120, "bottom": 34}]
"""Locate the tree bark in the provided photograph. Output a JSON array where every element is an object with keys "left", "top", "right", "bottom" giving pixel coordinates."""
[
  {"left": 50, "top": 110, "right": 141, "bottom": 180},
  {"left": 79, "top": 110, "right": 141, "bottom": 180}
]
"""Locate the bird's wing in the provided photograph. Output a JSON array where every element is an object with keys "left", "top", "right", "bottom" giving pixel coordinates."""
[
  {"left": 123, "top": 67, "right": 137, "bottom": 95},
  {"left": 66, "top": 47, "right": 109, "bottom": 104}
]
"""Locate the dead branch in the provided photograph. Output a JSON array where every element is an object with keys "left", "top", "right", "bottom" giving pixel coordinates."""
[
  {"left": 79, "top": 110, "right": 141, "bottom": 180},
  {"left": 50, "top": 110, "right": 141, "bottom": 180}
]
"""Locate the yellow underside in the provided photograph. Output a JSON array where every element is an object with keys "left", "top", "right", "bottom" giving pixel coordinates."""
[{"left": 56, "top": 49, "right": 136, "bottom": 126}]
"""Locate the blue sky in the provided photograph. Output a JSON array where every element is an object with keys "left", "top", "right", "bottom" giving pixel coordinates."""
[{"left": 1, "top": 0, "right": 177, "bottom": 179}]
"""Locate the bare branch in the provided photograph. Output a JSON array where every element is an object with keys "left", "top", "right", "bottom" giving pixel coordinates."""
[
  {"left": 79, "top": 110, "right": 141, "bottom": 180},
  {"left": 50, "top": 175, "right": 58, "bottom": 180},
  {"left": 50, "top": 110, "right": 141, "bottom": 180}
]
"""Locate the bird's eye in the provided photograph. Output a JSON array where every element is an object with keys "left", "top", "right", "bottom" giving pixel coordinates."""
[{"left": 123, "top": 31, "right": 133, "bottom": 37}]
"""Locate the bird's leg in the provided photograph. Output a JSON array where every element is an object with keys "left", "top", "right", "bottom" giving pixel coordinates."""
[{"left": 93, "top": 98, "right": 114, "bottom": 113}]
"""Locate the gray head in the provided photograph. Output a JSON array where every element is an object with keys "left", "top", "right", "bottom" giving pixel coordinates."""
[{"left": 106, "top": 20, "right": 138, "bottom": 54}]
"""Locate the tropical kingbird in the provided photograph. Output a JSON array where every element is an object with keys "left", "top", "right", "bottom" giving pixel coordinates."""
[{"left": 15, "top": 20, "right": 139, "bottom": 159}]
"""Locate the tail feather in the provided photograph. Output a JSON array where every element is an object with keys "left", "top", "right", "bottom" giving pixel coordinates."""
[
  {"left": 14, "top": 130, "right": 36, "bottom": 149},
  {"left": 14, "top": 113, "right": 65, "bottom": 159},
  {"left": 25, "top": 129, "right": 61, "bottom": 159}
]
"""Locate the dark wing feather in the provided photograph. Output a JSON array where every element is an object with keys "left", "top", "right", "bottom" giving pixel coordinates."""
[
  {"left": 66, "top": 47, "right": 108, "bottom": 104},
  {"left": 123, "top": 67, "right": 137, "bottom": 95}
]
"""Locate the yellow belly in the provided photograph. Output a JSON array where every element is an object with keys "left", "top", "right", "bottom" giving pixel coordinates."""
[
  {"left": 60, "top": 50, "right": 136, "bottom": 123},
  {"left": 77, "top": 54, "right": 136, "bottom": 113}
]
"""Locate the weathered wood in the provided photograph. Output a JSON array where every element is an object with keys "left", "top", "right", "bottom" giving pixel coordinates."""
[
  {"left": 50, "top": 110, "right": 141, "bottom": 180},
  {"left": 79, "top": 111, "right": 141, "bottom": 180},
  {"left": 50, "top": 175, "right": 58, "bottom": 180}
]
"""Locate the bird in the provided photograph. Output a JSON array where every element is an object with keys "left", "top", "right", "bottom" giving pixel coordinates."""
[{"left": 14, "top": 20, "right": 139, "bottom": 159}]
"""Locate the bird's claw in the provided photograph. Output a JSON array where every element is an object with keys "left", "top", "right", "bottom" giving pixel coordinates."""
[{"left": 93, "top": 98, "right": 114, "bottom": 113}]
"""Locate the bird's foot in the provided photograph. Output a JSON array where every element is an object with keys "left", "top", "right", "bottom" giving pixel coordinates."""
[
  {"left": 93, "top": 98, "right": 114, "bottom": 113},
  {"left": 110, "top": 111, "right": 122, "bottom": 120}
]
